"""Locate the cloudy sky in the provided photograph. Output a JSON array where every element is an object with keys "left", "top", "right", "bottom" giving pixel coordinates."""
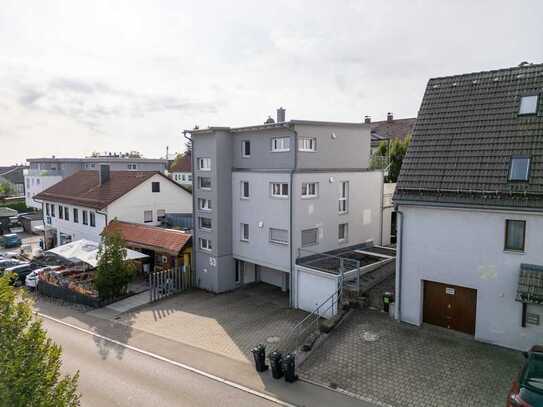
[{"left": 1, "top": 0, "right": 542, "bottom": 165}]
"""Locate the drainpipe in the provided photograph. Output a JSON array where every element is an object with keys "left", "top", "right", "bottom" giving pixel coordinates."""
[
  {"left": 394, "top": 205, "right": 404, "bottom": 321},
  {"left": 289, "top": 127, "right": 298, "bottom": 308}
]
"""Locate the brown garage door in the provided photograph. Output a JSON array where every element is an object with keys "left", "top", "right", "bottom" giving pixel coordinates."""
[{"left": 423, "top": 280, "right": 477, "bottom": 335}]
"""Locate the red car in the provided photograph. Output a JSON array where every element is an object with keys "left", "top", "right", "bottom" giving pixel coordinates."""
[{"left": 507, "top": 346, "right": 543, "bottom": 406}]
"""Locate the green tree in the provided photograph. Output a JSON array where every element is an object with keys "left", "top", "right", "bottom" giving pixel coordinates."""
[
  {"left": 0, "top": 274, "right": 80, "bottom": 407},
  {"left": 0, "top": 181, "right": 14, "bottom": 196},
  {"left": 370, "top": 136, "right": 411, "bottom": 183},
  {"left": 94, "top": 230, "right": 135, "bottom": 300}
]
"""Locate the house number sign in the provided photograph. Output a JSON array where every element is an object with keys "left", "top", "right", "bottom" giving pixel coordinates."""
[{"left": 445, "top": 287, "right": 455, "bottom": 295}]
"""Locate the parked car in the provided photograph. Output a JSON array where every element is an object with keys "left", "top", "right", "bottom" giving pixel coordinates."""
[
  {"left": 507, "top": 345, "right": 543, "bottom": 407},
  {"left": 0, "top": 233, "right": 21, "bottom": 248},
  {"left": 25, "top": 266, "right": 62, "bottom": 289},
  {"left": 4, "top": 263, "right": 41, "bottom": 286},
  {"left": 0, "top": 258, "right": 26, "bottom": 271}
]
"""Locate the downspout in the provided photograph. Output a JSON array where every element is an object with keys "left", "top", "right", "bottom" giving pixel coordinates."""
[
  {"left": 96, "top": 208, "right": 108, "bottom": 230},
  {"left": 289, "top": 126, "right": 298, "bottom": 308},
  {"left": 394, "top": 205, "right": 404, "bottom": 321},
  {"left": 183, "top": 131, "right": 196, "bottom": 288}
]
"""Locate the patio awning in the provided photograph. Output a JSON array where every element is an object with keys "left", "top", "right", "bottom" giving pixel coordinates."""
[
  {"left": 515, "top": 263, "right": 543, "bottom": 305},
  {"left": 47, "top": 239, "right": 148, "bottom": 267}
]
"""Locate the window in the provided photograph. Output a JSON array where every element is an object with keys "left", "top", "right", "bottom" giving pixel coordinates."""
[
  {"left": 198, "top": 158, "right": 211, "bottom": 171},
  {"left": 144, "top": 210, "right": 153, "bottom": 223},
  {"left": 90, "top": 212, "right": 96, "bottom": 227},
  {"left": 241, "top": 181, "right": 250, "bottom": 199},
  {"left": 509, "top": 157, "right": 530, "bottom": 181},
  {"left": 242, "top": 140, "right": 251, "bottom": 157},
  {"left": 188, "top": 174, "right": 192, "bottom": 181},
  {"left": 235, "top": 261, "right": 242, "bottom": 283},
  {"left": 505, "top": 220, "right": 526, "bottom": 252},
  {"left": 338, "top": 223, "right": 348, "bottom": 242},
  {"left": 199, "top": 198, "right": 212, "bottom": 211},
  {"left": 339, "top": 181, "right": 349, "bottom": 213},
  {"left": 51, "top": 204, "right": 56, "bottom": 217},
  {"left": 199, "top": 238, "right": 212, "bottom": 251},
  {"left": 301, "top": 182, "right": 318, "bottom": 198},
  {"left": 82, "top": 210, "right": 88, "bottom": 225},
  {"left": 269, "top": 228, "right": 288, "bottom": 245},
  {"left": 45, "top": 203, "right": 50, "bottom": 216},
  {"left": 152, "top": 182, "right": 160, "bottom": 192},
  {"left": 241, "top": 223, "right": 249, "bottom": 242},
  {"left": 157, "top": 209, "right": 166, "bottom": 221},
  {"left": 271, "top": 137, "right": 290, "bottom": 152},
  {"left": 199, "top": 217, "right": 212, "bottom": 230},
  {"left": 302, "top": 228, "right": 318, "bottom": 247},
  {"left": 128, "top": 163, "right": 137, "bottom": 170},
  {"left": 271, "top": 182, "right": 289, "bottom": 198},
  {"left": 519, "top": 95, "right": 538, "bottom": 115},
  {"left": 199, "top": 176, "right": 211, "bottom": 190},
  {"left": 73, "top": 208, "right": 79, "bottom": 223},
  {"left": 64, "top": 206, "right": 69, "bottom": 221},
  {"left": 58, "top": 205, "right": 63, "bottom": 219},
  {"left": 299, "top": 137, "right": 317, "bottom": 152}
]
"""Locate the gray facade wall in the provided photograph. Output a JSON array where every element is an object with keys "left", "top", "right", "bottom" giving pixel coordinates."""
[
  {"left": 232, "top": 128, "right": 295, "bottom": 170},
  {"left": 295, "top": 123, "right": 370, "bottom": 170}
]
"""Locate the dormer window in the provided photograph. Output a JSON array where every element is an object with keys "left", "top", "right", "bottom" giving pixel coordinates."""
[
  {"left": 509, "top": 156, "right": 530, "bottom": 181},
  {"left": 519, "top": 95, "right": 538, "bottom": 115}
]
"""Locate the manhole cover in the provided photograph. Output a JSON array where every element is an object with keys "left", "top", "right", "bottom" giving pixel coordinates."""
[
  {"left": 266, "top": 336, "right": 281, "bottom": 344},
  {"left": 361, "top": 331, "right": 379, "bottom": 342}
]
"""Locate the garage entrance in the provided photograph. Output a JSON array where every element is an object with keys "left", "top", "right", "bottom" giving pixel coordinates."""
[{"left": 423, "top": 280, "right": 477, "bottom": 335}]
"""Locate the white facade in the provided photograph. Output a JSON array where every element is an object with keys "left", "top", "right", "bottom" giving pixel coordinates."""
[
  {"left": 42, "top": 174, "right": 193, "bottom": 246},
  {"left": 396, "top": 204, "right": 543, "bottom": 351},
  {"left": 26, "top": 175, "right": 62, "bottom": 209},
  {"left": 170, "top": 171, "right": 192, "bottom": 186}
]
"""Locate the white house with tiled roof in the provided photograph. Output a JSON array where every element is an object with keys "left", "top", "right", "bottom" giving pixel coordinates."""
[
  {"left": 394, "top": 63, "right": 543, "bottom": 351},
  {"left": 34, "top": 165, "right": 192, "bottom": 248}
]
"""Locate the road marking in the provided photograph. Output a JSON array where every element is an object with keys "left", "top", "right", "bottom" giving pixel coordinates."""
[{"left": 38, "top": 313, "right": 297, "bottom": 407}]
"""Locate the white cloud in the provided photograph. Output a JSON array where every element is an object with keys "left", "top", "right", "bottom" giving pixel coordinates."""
[{"left": 1, "top": 0, "right": 542, "bottom": 163}]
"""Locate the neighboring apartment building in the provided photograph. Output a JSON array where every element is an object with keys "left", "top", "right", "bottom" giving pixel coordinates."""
[
  {"left": 34, "top": 166, "right": 192, "bottom": 248},
  {"left": 186, "top": 108, "right": 384, "bottom": 308},
  {"left": 0, "top": 166, "right": 26, "bottom": 196},
  {"left": 394, "top": 63, "right": 543, "bottom": 351},
  {"left": 366, "top": 113, "right": 416, "bottom": 155},
  {"left": 25, "top": 156, "right": 168, "bottom": 209},
  {"left": 168, "top": 154, "right": 193, "bottom": 186}
]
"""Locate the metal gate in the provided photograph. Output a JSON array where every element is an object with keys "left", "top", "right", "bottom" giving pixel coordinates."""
[{"left": 149, "top": 266, "right": 191, "bottom": 302}]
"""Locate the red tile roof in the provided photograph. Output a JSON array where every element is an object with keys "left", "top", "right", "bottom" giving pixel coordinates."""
[
  {"left": 104, "top": 220, "right": 191, "bottom": 255},
  {"left": 34, "top": 171, "right": 160, "bottom": 209},
  {"left": 169, "top": 155, "right": 192, "bottom": 172}
]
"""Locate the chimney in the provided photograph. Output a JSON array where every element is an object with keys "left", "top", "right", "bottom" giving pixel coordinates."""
[
  {"left": 276, "top": 107, "right": 286, "bottom": 123},
  {"left": 364, "top": 115, "right": 371, "bottom": 124},
  {"left": 387, "top": 112, "right": 393, "bottom": 122},
  {"left": 99, "top": 164, "right": 110, "bottom": 186}
]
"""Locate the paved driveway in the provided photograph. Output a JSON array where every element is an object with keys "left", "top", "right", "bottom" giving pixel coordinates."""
[
  {"left": 299, "top": 310, "right": 523, "bottom": 407},
  {"left": 115, "top": 283, "right": 308, "bottom": 364}
]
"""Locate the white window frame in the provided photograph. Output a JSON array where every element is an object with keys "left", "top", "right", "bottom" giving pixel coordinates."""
[
  {"left": 199, "top": 217, "right": 212, "bottom": 231},
  {"left": 241, "top": 181, "right": 250, "bottom": 199},
  {"left": 509, "top": 156, "right": 530, "bottom": 181},
  {"left": 269, "top": 228, "right": 288, "bottom": 245},
  {"left": 301, "top": 182, "right": 318, "bottom": 198},
  {"left": 240, "top": 223, "right": 249, "bottom": 242},
  {"left": 199, "top": 176, "right": 211, "bottom": 190},
  {"left": 198, "top": 157, "right": 211, "bottom": 171},
  {"left": 519, "top": 95, "right": 538, "bottom": 115},
  {"left": 144, "top": 210, "right": 153, "bottom": 223},
  {"left": 271, "top": 137, "right": 290, "bottom": 152},
  {"left": 242, "top": 140, "right": 251, "bottom": 158},
  {"left": 338, "top": 223, "right": 348, "bottom": 242},
  {"left": 271, "top": 182, "right": 289, "bottom": 198},
  {"left": 339, "top": 181, "right": 349, "bottom": 214},
  {"left": 198, "top": 198, "right": 212, "bottom": 211},
  {"left": 199, "top": 238, "right": 212, "bottom": 251},
  {"left": 298, "top": 137, "right": 317, "bottom": 152}
]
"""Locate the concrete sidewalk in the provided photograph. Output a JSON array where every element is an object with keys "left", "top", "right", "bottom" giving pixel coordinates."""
[
  {"left": 34, "top": 297, "right": 376, "bottom": 407},
  {"left": 87, "top": 290, "right": 151, "bottom": 319}
]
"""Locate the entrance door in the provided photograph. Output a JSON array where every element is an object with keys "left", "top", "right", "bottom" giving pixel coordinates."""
[{"left": 423, "top": 280, "right": 477, "bottom": 335}]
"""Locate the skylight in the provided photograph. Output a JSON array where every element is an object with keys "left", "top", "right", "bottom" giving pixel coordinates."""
[
  {"left": 519, "top": 95, "right": 538, "bottom": 115},
  {"left": 509, "top": 157, "right": 530, "bottom": 181}
]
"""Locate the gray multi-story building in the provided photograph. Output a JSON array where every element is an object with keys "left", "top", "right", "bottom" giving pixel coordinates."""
[
  {"left": 25, "top": 154, "right": 168, "bottom": 209},
  {"left": 186, "top": 109, "right": 384, "bottom": 308}
]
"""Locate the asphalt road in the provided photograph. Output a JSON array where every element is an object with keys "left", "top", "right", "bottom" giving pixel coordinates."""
[{"left": 42, "top": 318, "right": 285, "bottom": 407}]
